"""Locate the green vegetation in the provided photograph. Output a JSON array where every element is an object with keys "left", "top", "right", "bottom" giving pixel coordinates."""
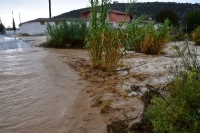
[
  {"left": 147, "top": 39, "right": 200, "bottom": 133},
  {"left": 85, "top": 0, "right": 130, "bottom": 72},
  {"left": 192, "top": 26, "right": 200, "bottom": 45},
  {"left": 45, "top": 19, "right": 88, "bottom": 48},
  {"left": 0, "top": 23, "right": 5, "bottom": 34},
  {"left": 155, "top": 9, "right": 178, "bottom": 26},
  {"left": 170, "top": 26, "right": 185, "bottom": 41},
  {"left": 126, "top": 19, "right": 170, "bottom": 55},
  {"left": 185, "top": 9, "right": 200, "bottom": 33},
  {"left": 13, "top": 18, "right": 16, "bottom": 34}
]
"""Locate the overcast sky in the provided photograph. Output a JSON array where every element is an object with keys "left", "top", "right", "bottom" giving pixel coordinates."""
[{"left": 0, "top": 0, "right": 199, "bottom": 28}]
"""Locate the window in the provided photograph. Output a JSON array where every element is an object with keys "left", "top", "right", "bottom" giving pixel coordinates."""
[{"left": 40, "top": 21, "right": 45, "bottom": 25}]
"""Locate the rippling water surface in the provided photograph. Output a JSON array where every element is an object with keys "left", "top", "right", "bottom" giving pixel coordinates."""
[{"left": 0, "top": 36, "right": 86, "bottom": 133}]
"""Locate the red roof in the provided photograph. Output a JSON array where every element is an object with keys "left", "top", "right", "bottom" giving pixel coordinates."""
[
  {"left": 109, "top": 10, "right": 128, "bottom": 15},
  {"left": 80, "top": 10, "right": 129, "bottom": 15}
]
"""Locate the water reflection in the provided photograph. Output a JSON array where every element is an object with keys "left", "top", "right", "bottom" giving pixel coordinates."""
[{"left": 0, "top": 35, "right": 30, "bottom": 50}]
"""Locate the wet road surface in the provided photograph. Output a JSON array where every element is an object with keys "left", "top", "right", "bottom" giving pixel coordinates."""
[{"left": 0, "top": 35, "right": 30, "bottom": 50}]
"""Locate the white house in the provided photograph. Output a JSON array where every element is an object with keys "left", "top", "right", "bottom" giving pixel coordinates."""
[
  {"left": 19, "top": 18, "right": 62, "bottom": 35},
  {"left": 19, "top": 18, "right": 91, "bottom": 35}
]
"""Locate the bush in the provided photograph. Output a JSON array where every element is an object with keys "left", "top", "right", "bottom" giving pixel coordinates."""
[
  {"left": 45, "top": 19, "right": 88, "bottom": 48},
  {"left": 192, "top": 26, "right": 200, "bottom": 45},
  {"left": 185, "top": 9, "right": 200, "bottom": 33},
  {"left": 155, "top": 9, "right": 178, "bottom": 26},
  {"left": 147, "top": 40, "right": 200, "bottom": 133},
  {"left": 170, "top": 26, "right": 185, "bottom": 41},
  {"left": 86, "top": 0, "right": 133, "bottom": 72},
  {"left": 126, "top": 19, "right": 170, "bottom": 55},
  {"left": 0, "top": 23, "right": 5, "bottom": 34}
]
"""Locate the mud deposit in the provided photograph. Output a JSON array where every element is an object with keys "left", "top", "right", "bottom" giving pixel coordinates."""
[{"left": 48, "top": 49, "right": 143, "bottom": 133}]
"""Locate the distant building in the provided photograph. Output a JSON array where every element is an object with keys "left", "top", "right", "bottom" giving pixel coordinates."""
[
  {"left": 80, "top": 10, "right": 130, "bottom": 22},
  {"left": 80, "top": 10, "right": 130, "bottom": 28},
  {"left": 19, "top": 18, "right": 62, "bottom": 35}
]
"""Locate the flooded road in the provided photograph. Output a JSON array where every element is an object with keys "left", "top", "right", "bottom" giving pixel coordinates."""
[
  {"left": 0, "top": 35, "right": 30, "bottom": 50},
  {"left": 0, "top": 35, "right": 87, "bottom": 133}
]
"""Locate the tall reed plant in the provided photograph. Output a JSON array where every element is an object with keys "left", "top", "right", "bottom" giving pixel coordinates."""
[
  {"left": 126, "top": 19, "right": 170, "bottom": 55},
  {"left": 45, "top": 19, "right": 88, "bottom": 48},
  {"left": 86, "top": 0, "right": 134, "bottom": 71}
]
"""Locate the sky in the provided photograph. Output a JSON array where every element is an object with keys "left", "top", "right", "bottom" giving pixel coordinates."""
[{"left": 0, "top": 0, "right": 199, "bottom": 28}]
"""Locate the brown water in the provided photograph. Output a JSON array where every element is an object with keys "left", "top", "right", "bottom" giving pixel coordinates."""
[{"left": 0, "top": 47, "right": 87, "bottom": 133}]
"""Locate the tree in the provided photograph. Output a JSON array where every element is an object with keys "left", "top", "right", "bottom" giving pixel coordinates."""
[
  {"left": 13, "top": 18, "right": 16, "bottom": 34},
  {"left": 155, "top": 9, "right": 178, "bottom": 26},
  {"left": 49, "top": 0, "right": 51, "bottom": 18},
  {"left": 0, "top": 23, "right": 5, "bottom": 34},
  {"left": 185, "top": 9, "right": 200, "bottom": 33}
]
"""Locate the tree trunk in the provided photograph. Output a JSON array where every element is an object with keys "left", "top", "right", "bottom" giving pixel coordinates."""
[{"left": 49, "top": 0, "right": 51, "bottom": 18}]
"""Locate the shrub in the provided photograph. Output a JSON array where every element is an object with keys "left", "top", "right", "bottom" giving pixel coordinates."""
[
  {"left": 0, "top": 23, "right": 5, "bottom": 34},
  {"left": 125, "top": 16, "right": 146, "bottom": 51},
  {"left": 192, "top": 26, "right": 200, "bottom": 45},
  {"left": 45, "top": 19, "right": 88, "bottom": 48},
  {"left": 155, "top": 9, "right": 178, "bottom": 26},
  {"left": 86, "top": 0, "right": 133, "bottom": 71},
  {"left": 126, "top": 19, "right": 170, "bottom": 55},
  {"left": 185, "top": 9, "right": 200, "bottom": 33},
  {"left": 147, "top": 40, "right": 200, "bottom": 133},
  {"left": 170, "top": 26, "right": 185, "bottom": 41}
]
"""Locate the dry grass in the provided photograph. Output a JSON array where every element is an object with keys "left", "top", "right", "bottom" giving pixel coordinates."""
[
  {"left": 100, "top": 99, "right": 113, "bottom": 113},
  {"left": 126, "top": 19, "right": 170, "bottom": 55}
]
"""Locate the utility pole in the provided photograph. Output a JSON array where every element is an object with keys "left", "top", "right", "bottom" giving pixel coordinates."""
[
  {"left": 49, "top": 0, "right": 51, "bottom": 18},
  {"left": 19, "top": 13, "right": 21, "bottom": 24}
]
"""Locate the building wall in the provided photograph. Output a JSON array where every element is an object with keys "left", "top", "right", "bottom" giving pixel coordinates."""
[
  {"left": 19, "top": 21, "right": 89, "bottom": 35},
  {"left": 109, "top": 12, "right": 130, "bottom": 22},
  {"left": 108, "top": 22, "right": 127, "bottom": 29},
  {"left": 80, "top": 12, "right": 91, "bottom": 18},
  {"left": 19, "top": 21, "right": 57, "bottom": 35}
]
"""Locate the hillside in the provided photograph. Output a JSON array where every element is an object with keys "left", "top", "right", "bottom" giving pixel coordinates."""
[{"left": 55, "top": 2, "right": 200, "bottom": 25}]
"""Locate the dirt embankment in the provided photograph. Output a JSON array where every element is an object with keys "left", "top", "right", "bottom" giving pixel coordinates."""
[
  {"left": 47, "top": 48, "right": 143, "bottom": 133},
  {"left": 52, "top": 41, "right": 200, "bottom": 133}
]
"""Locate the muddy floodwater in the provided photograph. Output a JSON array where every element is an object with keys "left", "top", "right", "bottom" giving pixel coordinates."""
[{"left": 0, "top": 36, "right": 88, "bottom": 133}]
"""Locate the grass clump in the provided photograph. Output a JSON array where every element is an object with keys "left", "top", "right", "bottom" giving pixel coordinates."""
[
  {"left": 86, "top": 0, "right": 133, "bottom": 71},
  {"left": 100, "top": 99, "right": 113, "bottom": 113},
  {"left": 146, "top": 39, "right": 200, "bottom": 133},
  {"left": 126, "top": 19, "right": 170, "bottom": 55},
  {"left": 45, "top": 19, "right": 88, "bottom": 48},
  {"left": 192, "top": 26, "right": 200, "bottom": 46},
  {"left": 86, "top": 26, "right": 124, "bottom": 71},
  {"left": 170, "top": 26, "right": 185, "bottom": 41}
]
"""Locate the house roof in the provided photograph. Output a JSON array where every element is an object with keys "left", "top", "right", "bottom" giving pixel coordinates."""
[
  {"left": 19, "top": 18, "right": 61, "bottom": 26},
  {"left": 109, "top": 10, "right": 128, "bottom": 15},
  {"left": 80, "top": 10, "right": 129, "bottom": 15}
]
